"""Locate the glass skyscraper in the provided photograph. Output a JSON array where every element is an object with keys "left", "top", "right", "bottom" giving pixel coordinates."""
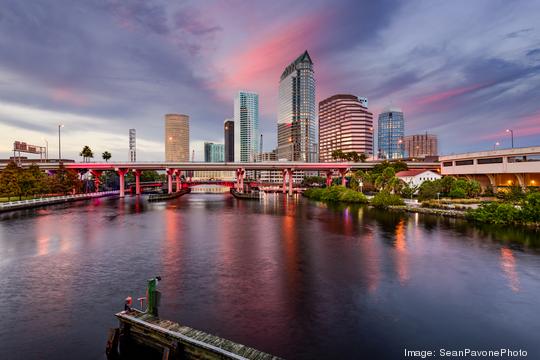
[
  {"left": 377, "top": 106, "right": 404, "bottom": 159},
  {"left": 234, "top": 91, "right": 259, "bottom": 162},
  {"left": 277, "top": 51, "right": 317, "bottom": 162},
  {"left": 204, "top": 142, "right": 224, "bottom": 162}
]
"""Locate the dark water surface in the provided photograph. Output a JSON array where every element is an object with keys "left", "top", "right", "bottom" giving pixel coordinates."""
[{"left": 0, "top": 193, "right": 539, "bottom": 359}]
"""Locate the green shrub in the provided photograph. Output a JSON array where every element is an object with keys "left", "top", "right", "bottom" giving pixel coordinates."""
[
  {"left": 522, "top": 192, "right": 540, "bottom": 222},
  {"left": 338, "top": 189, "right": 368, "bottom": 203},
  {"left": 448, "top": 187, "right": 467, "bottom": 198},
  {"left": 320, "top": 186, "right": 347, "bottom": 202},
  {"left": 467, "top": 203, "right": 520, "bottom": 224},
  {"left": 371, "top": 190, "right": 404, "bottom": 209},
  {"left": 304, "top": 188, "right": 325, "bottom": 200}
]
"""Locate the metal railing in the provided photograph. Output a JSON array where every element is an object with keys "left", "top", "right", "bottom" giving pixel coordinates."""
[{"left": 0, "top": 191, "right": 120, "bottom": 209}]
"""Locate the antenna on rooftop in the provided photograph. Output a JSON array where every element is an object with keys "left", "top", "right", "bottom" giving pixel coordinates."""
[{"left": 191, "top": 149, "right": 195, "bottom": 162}]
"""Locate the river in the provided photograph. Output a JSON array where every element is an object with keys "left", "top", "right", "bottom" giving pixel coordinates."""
[{"left": 0, "top": 193, "right": 539, "bottom": 359}]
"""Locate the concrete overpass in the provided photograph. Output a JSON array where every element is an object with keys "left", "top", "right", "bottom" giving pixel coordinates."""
[
  {"left": 0, "top": 160, "right": 439, "bottom": 197},
  {"left": 440, "top": 146, "right": 540, "bottom": 190}
]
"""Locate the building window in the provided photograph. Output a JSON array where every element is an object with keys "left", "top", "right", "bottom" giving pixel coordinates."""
[
  {"left": 477, "top": 157, "right": 503, "bottom": 164},
  {"left": 455, "top": 160, "right": 474, "bottom": 166},
  {"left": 443, "top": 161, "right": 453, "bottom": 167}
]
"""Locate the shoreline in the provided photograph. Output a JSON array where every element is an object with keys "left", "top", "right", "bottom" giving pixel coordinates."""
[{"left": 0, "top": 191, "right": 120, "bottom": 213}]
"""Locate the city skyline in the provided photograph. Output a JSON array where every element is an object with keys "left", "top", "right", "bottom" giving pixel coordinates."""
[{"left": 0, "top": 1, "right": 539, "bottom": 162}]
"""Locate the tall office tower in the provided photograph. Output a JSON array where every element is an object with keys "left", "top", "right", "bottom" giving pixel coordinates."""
[
  {"left": 234, "top": 91, "right": 259, "bottom": 162},
  {"left": 277, "top": 50, "right": 316, "bottom": 162},
  {"left": 204, "top": 142, "right": 225, "bottom": 162},
  {"left": 165, "top": 114, "right": 189, "bottom": 161},
  {"left": 318, "top": 94, "right": 374, "bottom": 162},
  {"left": 129, "top": 128, "right": 136, "bottom": 162},
  {"left": 377, "top": 106, "right": 405, "bottom": 159},
  {"left": 403, "top": 133, "right": 438, "bottom": 158},
  {"left": 224, "top": 119, "right": 234, "bottom": 162}
]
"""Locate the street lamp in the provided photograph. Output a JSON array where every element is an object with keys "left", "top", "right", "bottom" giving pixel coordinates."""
[
  {"left": 494, "top": 141, "right": 500, "bottom": 150},
  {"left": 58, "top": 124, "right": 64, "bottom": 162},
  {"left": 42, "top": 137, "right": 48, "bottom": 161},
  {"left": 505, "top": 129, "right": 514, "bottom": 148}
]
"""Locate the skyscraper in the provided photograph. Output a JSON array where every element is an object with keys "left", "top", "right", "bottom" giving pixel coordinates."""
[
  {"left": 277, "top": 50, "right": 316, "bottom": 162},
  {"left": 204, "top": 142, "right": 225, "bottom": 162},
  {"left": 318, "top": 94, "right": 373, "bottom": 162},
  {"left": 224, "top": 119, "right": 234, "bottom": 162},
  {"left": 377, "top": 106, "right": 404, "bottom": 159},
  {"left": 129, "top": 128, "right": 136, "bottom": 162},
  {"left": 234, "top": 91, "right": 259, "bottom": 162},
  {"left": 403, "top": 133, "right": 438, "bottom": 158},
  {"left": 165, "top": 114, "right": 189, "bottom": 161}
]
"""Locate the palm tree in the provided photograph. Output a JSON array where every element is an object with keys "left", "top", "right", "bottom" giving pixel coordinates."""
[
  {"left": 79, "top": 146, "right": 94, "bottom": 162},
  {"left": 102, "top": 151, "right": 111, "bottom": 162}
]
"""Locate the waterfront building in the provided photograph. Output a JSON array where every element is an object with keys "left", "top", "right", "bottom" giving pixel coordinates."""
[
  {"left": 224, "top": 119, "right": 234, "bottom": 162},
  {"left": 377, "top": 106, "right": 404, "bottom": 159},
  {"left": 165, "top": 114, "right": 189, "bottom": 162},
  {"left": 403, "top": 133, "right": 438, "bottom": 159},
  {"left": 277, "top": 50, "right": 317, "bottom": 162},
  {"left": 129, "top": 128, "right": 136, "bottom": 162},
  {"left": 234, "top": 91, "right": 259, "bottom": 162},
  {"left": 318, "top": 94, "right": 374, "bottom": 162},
  {"left": 396, "top": 169, "right": 441, "bottom": 188},
  {"left": 204, "top": 142, "right": 225, "bottom": 162}
]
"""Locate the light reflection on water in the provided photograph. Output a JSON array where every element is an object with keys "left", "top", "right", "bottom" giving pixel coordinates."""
[{"left": 0, "top": 194, "right": 539, "bottom": 359}]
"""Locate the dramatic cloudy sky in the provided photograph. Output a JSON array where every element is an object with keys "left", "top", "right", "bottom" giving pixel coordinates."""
[{"left": 0, "top": 0, "right": 539, "bottom": 161}]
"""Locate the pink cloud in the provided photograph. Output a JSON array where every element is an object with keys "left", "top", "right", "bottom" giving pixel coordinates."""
[
  {"left": 475, "top": 112, "right": 540, "bottom": 141},
  {"left": 50, "top": 87, "right": 89, "bottom": 107},
  {"left": 209, "top": 10, "right": 329, "bottom": 116}
]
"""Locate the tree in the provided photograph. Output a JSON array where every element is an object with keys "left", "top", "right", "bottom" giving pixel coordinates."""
[
  {"left": 80, "top": 145, "right": 94, "bottom": 162},
  {"left": 418, "top": 179, "right": 442, "bottom": 201},
  {"left": 27, "top": 164, "right": 48, "bottom": 196},
  {"left": 102, "top": 151, "right": 112, "bottom": 162},
  {"left": 0, "top": 161, "right": 21, "bottom": 200},
  {"left": 51, "top": 164, "right": 83, "bottom": 194},
  {"left": 302, "top": 176, "right": 325, "bottom": 187},
  {"left": 331, "top": 149, "right": 345, "bottom": 161}
]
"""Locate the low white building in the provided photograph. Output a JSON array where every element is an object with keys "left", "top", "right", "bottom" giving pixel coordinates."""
[{"left": 396, "top": 169, "right": 441, "bottom": 187}]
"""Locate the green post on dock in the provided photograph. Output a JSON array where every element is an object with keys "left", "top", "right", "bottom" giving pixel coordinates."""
[{"left": 147, "top": 276, "right": 161, "bottom": 317}]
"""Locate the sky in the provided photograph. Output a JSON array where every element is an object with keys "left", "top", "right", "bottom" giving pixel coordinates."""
[{"left": 0, "top": 0, "right": 539, "bottom": 162}]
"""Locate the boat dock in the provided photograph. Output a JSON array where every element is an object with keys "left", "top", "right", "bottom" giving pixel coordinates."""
[
  {"left": 113, "top": 310, "right": 281, "bottom": 360},
  {"left": 107, "top": 276, "right": 281, "bottom": 360}
]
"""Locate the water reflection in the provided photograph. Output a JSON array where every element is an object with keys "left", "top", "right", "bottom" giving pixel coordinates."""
[
  {"left": 500, "top": 247, "right": 520, "bottom": 292},
  {"left": 393, "top": 219, "right": 410, "bottom": 284}
]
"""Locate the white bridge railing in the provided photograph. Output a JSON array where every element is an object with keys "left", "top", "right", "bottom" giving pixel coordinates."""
[{"left": 0, "top": 191, "right": 120, "bottom": 209}]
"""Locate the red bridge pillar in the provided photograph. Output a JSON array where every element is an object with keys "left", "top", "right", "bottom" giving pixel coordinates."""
[
  {"left": 116, "top": 168, "right": 129, "bottom": 197},
  {"left": 340, "top": 168, "right": 349, "bottom": 187},
  {"left": 134, "top": 169, "right": 142, "bottom": 195},
  {"left": 90, "top": 169, "right": 102, "bottom": 192},
  {"left": 175, "top": 170, "right": 181, "bottom": 192},
  {"left": 166, "top": 168, "right": 174, "bottom": 194},
  {"left": 282, "top": 169, "right": 287, "bottom": 194},
  {"left": 288, "top": 168, "right": 294, "bottom": 196},
  {"left": 326, "top": 170, "right": 333, "bottom": 188}
]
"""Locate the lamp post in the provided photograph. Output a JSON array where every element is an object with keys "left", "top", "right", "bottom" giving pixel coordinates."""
[
  {"left": 494, "top": 141, "right": 500, "bottom": 150},
  {"left": 58, "top": 124, "right": 64, "bottom": 162},
  {"left": 42, "top": 138, "right": 48, "bottom": 161},
  {"left": 505, "top": 129, "right": 514, "bottom": 148}
]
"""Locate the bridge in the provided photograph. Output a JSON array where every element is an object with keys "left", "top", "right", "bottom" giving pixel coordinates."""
[
  {"left": 1, "top": 160, "right": 440, "bottom": 197},
  {"left": 440, "top": 146, "right": 540, "bottom": 190}
]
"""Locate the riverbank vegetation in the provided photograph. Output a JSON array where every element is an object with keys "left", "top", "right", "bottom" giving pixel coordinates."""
[
  {"left": 304, "top": 186, "right": 368, "bottom": 203},
  {"left": 467, "top": 192, "right": 540, "bottom": 226},
  {"left": 0, "top": 161, "right": 82, "bottom": 201}
]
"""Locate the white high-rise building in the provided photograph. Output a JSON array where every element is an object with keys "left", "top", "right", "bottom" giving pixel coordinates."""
[{"left": 234, "top": 91, "right": 259, "bottom": 162}]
